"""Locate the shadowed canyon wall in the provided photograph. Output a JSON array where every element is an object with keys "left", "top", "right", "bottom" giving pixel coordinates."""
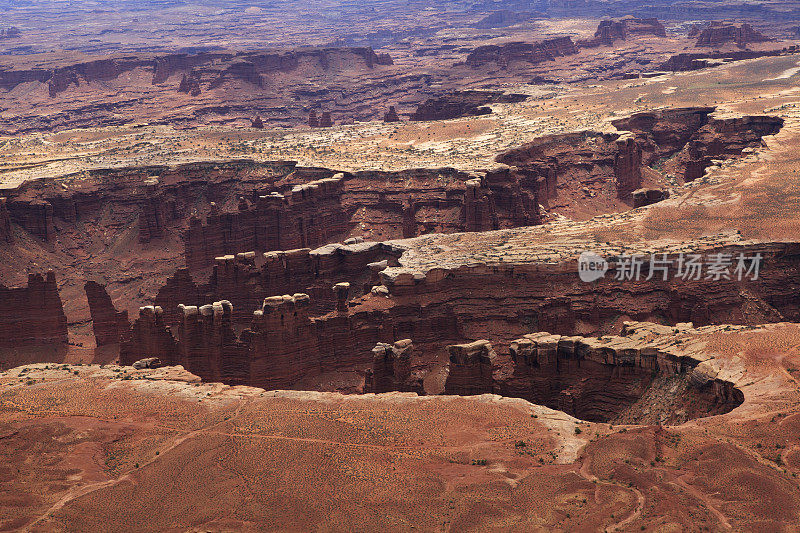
[
  {"left": 154, "top": 241, "right": 397, "bottom": 327},
  {"left": 117, "top": 241, "right": 798, "bottom": 401},
  {"left": 118, "top": 292, "right": 744, "bottom": 424},
  {"left": 84, "top": 281, "right": 129, "bottom": 346},
  {"left": 1, "top": 108, "right": 780, "bottom": 272},
  {"left": 439, "top": 323, "right": 742, "bottom": 424},
  {"left": 611, "top": 107, "right": 783, "bottom": 181}
]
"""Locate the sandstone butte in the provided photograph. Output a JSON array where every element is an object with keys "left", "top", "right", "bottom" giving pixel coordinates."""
[{"left": 4, "top": 4, "right": 800, "bottom": 531}]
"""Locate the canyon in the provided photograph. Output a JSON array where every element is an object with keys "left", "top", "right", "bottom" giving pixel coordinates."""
[
  {"left": 0, "top": 104, "right": 784, "bottom": 364},
  {"left": 109, "top": 238, "right": 799, "bottom": 401},
  {"left": 0, "top": 13, "right": 796, "bottom": 135},
  {"left": 3, "top": 3, "right": 800, "bottom": 529},
  {"left": 4, "top": 318, "right": 800, "bottom": 530}
]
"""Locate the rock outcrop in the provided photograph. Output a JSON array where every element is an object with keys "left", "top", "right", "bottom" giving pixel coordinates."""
[
  {"left": 433, "top": 322, "right": 743, "bottom": 423},
  {"left": 367, "top": 339, "right": 423, "bottom": 393},
  {"left": 177, "top": 165, "right": 545, "bottom": 269},
  {"left": 694, "top": 22, "right": 771, "bottom": 48},
  {"left": 0, "top": 47, "right": 389, "bottom": 99},
  {"left": 157, "top": 241, "right": 393, "bottom": 327},
  {"left": 613, "top": 133, "right": 643, "bottom": 198},
  {"left": 0, "top": 46, "right": 402, "bottom": 132},
  {"left": 503, "top": 322, "right": 743, "bottom": 423},
  {"left": 138, "top": 177, "right": 175, "bottom": 243},
  {"left": 463, "top": 177, "right": 500, "bottom": 232},
  {"left": 659, "top": 49, "right": 783, "bottom": 71},
  {"left": 0, "top": 27, "right": 20, "bottom": 39},
  {"left": 443, "top": 340, "right": 508, "bottom": 395},
  {"left": 383, "top": 106, "right": 400, "bottom": 123},
  {"left": 122, "top": 292, "right": 380, "bottom": 390},
  {"left": 176, "top": 300, "right": 248, "bottom": 383},
  {"left": 464, "top": 38, "right": 578, "bottom": 68},
  {"left": 132, "top": 357, "right": 162, "bottom": 369},
  {"left": 612, "top": 108, "right": 783, "bottom": 181},
  {"left": 410, "top": 91, "right": 527, "bottom": 121},
  {"left": 632, "top": 188, "right": 669, "bottom": 207},
  {"left": 0, "top": 272, "right": 68, "bottom": 346},
  {"left": 6, "top": 199, "right": 55, "bottom": 241},
  {"left": 177, "top": 71, "right": 202, "bottom": 95},
  {"left": 581, "top": 17, "right": 667, "bottom": 47},
  {"left": 182, "top": 175, "right": 350, "bottom": 270},
  {"left": 120, "top": 305, "right": 178, "bottom": 364},
  {"left": 3, "top": 160, "right": 281, "bottom": 250},
  {"left": 125, "top": 238, "right": 800, "bottom": 397},
  {"left": 1, "top": 159, "right": 544, "bottom": 287},
  {"left": 0, "top": 198, "right": 12, "bottom": 243},
  {"left": 497, "top": 131, "right": 642, "bottom": 212},
  {"left": 319, "top": 112, "right": 334, "bottom": 127},
  {"left": 472, "top": 10, "right": 538, "bottom": 29},
  {"left": 381, "top": 240, "right": 800, "bottom": 341},
  {"left": 84, "top": 281, "right": 129, "bottom": 346},
  {"left": 246, "top": 294, "right": 321, "bottom": 389}
]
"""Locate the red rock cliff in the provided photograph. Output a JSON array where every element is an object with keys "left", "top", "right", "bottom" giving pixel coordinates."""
[
  {"left": 0, "top": 271, "right": 68, "bottom": 346},
  {"left": 85, "top": 281, "right": 129, "bottom": 346},
  {"left": 183, "top": 175, "right": 350, "bottom": 270}
]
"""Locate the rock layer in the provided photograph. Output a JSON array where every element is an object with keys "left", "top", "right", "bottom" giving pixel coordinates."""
[
  {"left": 0, "top": 272, "right": 68, "bottom": 346},
  {"left": 612, "top": 108, "right": 783, "bottom": 181},
  {"left": 84, "top": 281, "right": 129, "bottom": 346},
  {"left": 120, "top": 239, "right": 800, "bottom": 398},
  {"left": 183, "top": 175, "right": 350, "bottom": 270},
  {"left": 694, "top": 22, "right": 771, "bottom": 47},
  {"left": 410, "top": 91, "right": 527, "bottom": 121},
  {"left": 581, "top": 17, "right": 667, "bottom": 47},
  {"left": 464, "top": 38, "right": 578, "bottom": 68}
]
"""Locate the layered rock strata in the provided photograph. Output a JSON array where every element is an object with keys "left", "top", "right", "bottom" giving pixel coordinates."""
[
  {"left": 6, "top": 199, "right": 54, "bottom": 241},
  {"left": 84, "top": 281, "right": 129, "bottom": 346},
  {"left": 366, "top": 339, "right": 424, "bottom": 394},
  {"left": 0, "top": 272, "right": 68, "bottom": 346},
  {"left": 383, "top": 106, "right": 400, "bottom": 122},
  {"left": 122, "top": 239, "right": 799, "bottom": 396},
  {"left": 443, "top": 340, "right": 509, "bottom": 395},
  {"left": 497, "top": 131, "right": 643, "bottom": 207},
  {"left": 464, "top": 38, "right": 578, "bottom": 68},
  {"left": 410, "top": 91, "right": 527, "bottom": 121},
  {"left": 121, "top": 292, "right": 386, "bottom": 390},
  {"left": 156, "top": 241, "right": 396, "bottom": 328},
  {"left": 182, "top": 166, "right": 542, "bottom": 268},
  {"left": 693, "top": 22, "right": 771, "bottom": 47},
  {"left": 659, "top": 49, "right": 784, "bottom": 71},
  {"left": 612, "top": 108, "right": 783, "bottom": 181},
  {"left": 438, "top": 321, "right": 743, "bottom": 423},
  {"left": 581, "top": 17, "right": 667, "bottom": 47},
  {"left": 0, "top": 47, "right": 391, "bottom": 98},
  {"left": 138, "top": 177, "right": 177, "bottom": 243},
  {"left": 377, "top": 241, "right": 800, "bottom": 346},
  {"left": 183, "top": 175, "right": 350, "bottom": 270},
  {"left": 119, "top": 305, "right": 177, "bottom": 364}
]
